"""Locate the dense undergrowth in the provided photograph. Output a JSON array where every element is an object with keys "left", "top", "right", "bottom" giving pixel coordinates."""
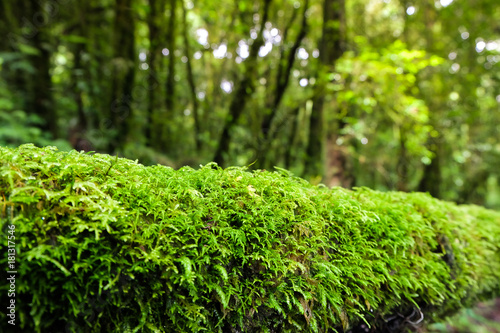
[{"left": 1, "top": 144, "right": 499, "bottom": 332}]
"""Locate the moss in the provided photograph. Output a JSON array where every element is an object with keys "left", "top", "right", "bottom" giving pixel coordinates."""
[{"left": 1, "top": 144, "right": 499, "bottom": 333}]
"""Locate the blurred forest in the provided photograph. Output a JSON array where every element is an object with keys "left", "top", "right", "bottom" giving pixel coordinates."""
[{"left": 0, "top": 0, "right": 499, "bottom": 208}]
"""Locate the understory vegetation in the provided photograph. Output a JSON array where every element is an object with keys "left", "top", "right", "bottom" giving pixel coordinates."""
[{"left": 1, "top": 144, "right": 499, "bottom": 332}]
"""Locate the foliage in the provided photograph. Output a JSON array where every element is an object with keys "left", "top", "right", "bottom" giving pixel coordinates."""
[
  {"left": 0, "top": 110, "right": 71, "bottom": 151},
  {"left": 0, "top": 81, "right": 71, "bottom": 151},
  {"left": 330, "top": 39, "right": 444, "bottom": 190},
  {"left": 1, "top": 144, "right": 499, "bottom": 332}
]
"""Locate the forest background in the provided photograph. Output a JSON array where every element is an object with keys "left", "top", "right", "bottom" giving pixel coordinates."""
[{"left": 0, "top": 0, "right": 499, "bottom": 209}]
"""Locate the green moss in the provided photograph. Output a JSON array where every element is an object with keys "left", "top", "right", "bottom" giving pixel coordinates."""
[{"left": 1, "top": 144, "right": 499, "bottom": 332}]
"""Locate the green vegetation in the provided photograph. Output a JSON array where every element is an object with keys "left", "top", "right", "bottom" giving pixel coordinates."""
[
  {"left": 1, "top": 144, "right": 499, "bottom": 332},
  {"left": 1, "top": 0, "right": 499, "bottom": 330},
  {"left": 426, "top": 298, "right": 500, "bottom": 333},
  {"left": 1, "top": 0, "right": 500, "bottom": 208}
]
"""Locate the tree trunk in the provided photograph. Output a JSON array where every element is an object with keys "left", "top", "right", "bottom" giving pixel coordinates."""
[
  {"left": 458, "top": 170, "right": 489, "bottom": 205},
  {"left": 284, "top": 107, "right": 301, "bottom": 169},
  {"left": 182, "top": 1, "right": 202, "bottom": 152},
  {"left": 67, "top": 1, "right": 95, "bottom": 152},
  {"left": 108, "top": 0, "right": 136, "bottom": 153},
  {"left": 69, "top": 41, "right": 91, "bottom": 151},
  {"left": 31, "top": 9, "right": 57, "bottom": 139},
  {"left": 417, "top": 0, "right": 442, "bottom": 198},
  {"left": 304, "top": 0, "right": 345, "bottom": 181},
  {"left": 418, "top": 137, "right": 441, "bottom": 197},
  {"left": 397, "top": 126, "right": 409, "bottom": 192},
  {"left": 145, "top": 0, "right": 165, "bottom": 147},
  {"left": 213, "top": 0, "right": 272, "bottom": 167},
  {"left": 255, "top": 0, "right": 309, "bottom": 170},
  {"left": 161, "top": 0, "right": 177, "bottom": 151}
]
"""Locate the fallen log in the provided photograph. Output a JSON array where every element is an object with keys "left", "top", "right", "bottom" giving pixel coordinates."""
[{"left": 1, "top": 144, "right": 499, "bottom": 332}]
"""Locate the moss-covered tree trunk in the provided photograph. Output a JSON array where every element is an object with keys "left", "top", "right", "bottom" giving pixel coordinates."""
[{"left": 1, "top": 144, "right": 499, "bottom": 333}]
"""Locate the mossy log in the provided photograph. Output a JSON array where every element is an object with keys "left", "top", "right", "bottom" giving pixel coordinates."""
[{"left": 1, "top": 144, "right": 499, "bottom": 333}]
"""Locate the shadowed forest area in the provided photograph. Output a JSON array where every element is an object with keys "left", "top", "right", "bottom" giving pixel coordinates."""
[{"left": 0, "top": 0, "right": 499, "bottom": 208}]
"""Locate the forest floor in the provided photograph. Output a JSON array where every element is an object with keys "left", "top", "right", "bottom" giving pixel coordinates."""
[{"left": 424, "top": 298, "right": 500, "bottom": 333}]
